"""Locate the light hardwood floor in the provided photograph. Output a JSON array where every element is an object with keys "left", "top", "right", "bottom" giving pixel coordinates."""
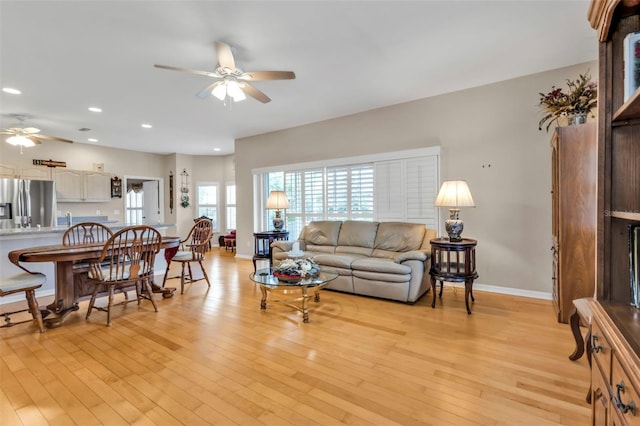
[{"left": 1, "top": 249, "right": 591, "bottom": 425}]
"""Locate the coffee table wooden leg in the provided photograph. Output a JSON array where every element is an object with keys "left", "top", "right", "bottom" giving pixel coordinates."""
[
  {"left": 260, "top": 286, "right": 268, "bottom": 310},
  {"left": 314, "top": 288, "right": 321, "bottom": 303}
]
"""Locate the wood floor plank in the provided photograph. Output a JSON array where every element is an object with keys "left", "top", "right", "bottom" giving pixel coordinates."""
[{"left": 0, "top": 250, "right": 591, "bottom": 425}]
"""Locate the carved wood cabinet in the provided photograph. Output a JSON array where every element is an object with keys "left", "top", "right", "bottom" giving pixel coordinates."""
[
  {"left": 588, "top": 0, "right": 640, "bottom": 424},
  {"left": 550, "top": 123, "right": 597, "bottom": 323}
]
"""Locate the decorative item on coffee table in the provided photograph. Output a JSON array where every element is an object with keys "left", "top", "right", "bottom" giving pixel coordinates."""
[{"left": 273, "top": 258, "right": 319, "bottom": 283}]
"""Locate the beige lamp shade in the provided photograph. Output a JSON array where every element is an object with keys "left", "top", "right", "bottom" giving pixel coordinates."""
[
  {"left": 434, "top": 180, "right": 475, "bottom": 207},
  {"left": 265, "top": 191, "right": 290, "bottom": 209}
]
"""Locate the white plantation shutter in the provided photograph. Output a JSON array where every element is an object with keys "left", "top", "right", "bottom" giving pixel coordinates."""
[
  {"left": 260, "top": 147, "right": 439, "bottom": 235},
  {"left": 350, "top": 164, "right": 374, "bottom": 219},
  {"left": 375, "top": 160, "right": 404, "bottom": 220},
  {"left": 327, "top": 167, "right": 348, "bottom": 219},
  {"left": 406, "top": 156, "right": 438, "bottom": 229},
  {"left": 304, "top": 170, "right": 324, "bottom": 215}
]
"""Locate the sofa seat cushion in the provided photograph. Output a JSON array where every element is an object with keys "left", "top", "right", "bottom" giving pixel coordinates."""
[
  {"left": 351, "top": 258, "right": 412, "bottom": 275},
  {"left": 352, "top": 270, "right": 410, "bottom": 283},
  {"left": 313, "top": 253, "right": 366, "bottom": 269},
  {"left": 305, "top": 244, "right": 336, "bottom": 254},
  {"left": 272, "top": 251, "right": 324, "bottom": 262}
]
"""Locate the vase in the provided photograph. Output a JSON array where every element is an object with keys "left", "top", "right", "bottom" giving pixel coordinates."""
[{"left": 567, "top": 112, "right": 588, "bottom": 125}]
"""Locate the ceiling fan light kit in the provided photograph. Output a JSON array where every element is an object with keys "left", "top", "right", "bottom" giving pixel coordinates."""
[
  {"left": 6, "top": 135, "right": 35, "bottom": 147},
  {"left": 1, "top": 116, "right": 74, "bottom": 154},
  {"left": 212, "top": 79, "right": 246, "bottom": 103},
  {"left": 155, "top": 41, "right": 295, "bottom": 105}
]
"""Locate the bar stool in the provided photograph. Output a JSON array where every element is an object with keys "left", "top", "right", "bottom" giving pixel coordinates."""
[{"left": 0, "top": 272, "right": 47, "bottom": 333}]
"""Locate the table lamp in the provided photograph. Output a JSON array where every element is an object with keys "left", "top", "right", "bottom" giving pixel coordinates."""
[
  {"left": 265, "top": 190, "right": 290, "bottom": 231},
  {"left": 434, "top": 180, "right": 475, "bottom": 241}
]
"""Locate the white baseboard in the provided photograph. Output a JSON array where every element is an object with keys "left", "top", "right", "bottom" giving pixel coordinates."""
[
  {"left": 0, "top": 289, "right": 56, "bottom": 306},
  {"left": 443, "top": 281, "right": 553, "bottom": 300},
  {"left": 1, "top": 277, "right": 551, "bottom": 306}
]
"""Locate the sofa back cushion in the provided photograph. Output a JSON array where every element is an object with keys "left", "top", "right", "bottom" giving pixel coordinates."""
[
  {"left": 373, "top": 222, "right": 427, "bottom": 253},
  {"left": 302, "top": 221, "right": 343, "bottom": 246},
  {"left": 336, "top": 221, "right": 379, "bottom": 254}
]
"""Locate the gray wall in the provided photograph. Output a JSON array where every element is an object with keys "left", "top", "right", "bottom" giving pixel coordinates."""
[{"left": 235, "top": 61, "right": 598, "bottom": 294}]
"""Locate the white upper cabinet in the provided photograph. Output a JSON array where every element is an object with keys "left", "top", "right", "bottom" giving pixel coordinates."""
[
  {"left": 53, "top": 169, "right": 111, "bottom": 202},
  {"left": 0, "top": 163, "right": 51, "bottom": 180}
]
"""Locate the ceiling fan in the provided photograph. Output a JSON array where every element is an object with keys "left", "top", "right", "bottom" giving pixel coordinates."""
[
  {"left": 155, "top": 41, "right": 296, "bottom": 104},
  {"left": 1, "top": 115, "right": 73, "bottom": 153}
]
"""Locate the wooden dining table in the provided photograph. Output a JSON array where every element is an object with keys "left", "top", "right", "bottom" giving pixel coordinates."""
[{"left": 8, "top": 236, "right": 180, "bottom": 328}]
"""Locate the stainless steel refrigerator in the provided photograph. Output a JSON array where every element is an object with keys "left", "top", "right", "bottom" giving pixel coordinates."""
[{"left": 0, "top": 178, "right": 57, "bottom": 229}]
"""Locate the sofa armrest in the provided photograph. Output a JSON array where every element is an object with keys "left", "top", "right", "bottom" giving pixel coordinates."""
[
  {"left": 271, "top": 241, "right": 292, "bottom": 254},
  {"left": 394, "top": 250, "right": 429, "bottom": 263}
]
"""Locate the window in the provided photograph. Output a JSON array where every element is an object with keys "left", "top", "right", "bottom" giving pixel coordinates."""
[
  {"left": 126, "top": 189, "right": 144, "bottom": 224},
  {"left": 197, "top": 183, "right": 218, "bottom": 231},
  {"left": 255, "top": 147, "right": 440, "bottom": 239},
  {"left": 226, "top": 183, "right": 236, "bottom": 231}
]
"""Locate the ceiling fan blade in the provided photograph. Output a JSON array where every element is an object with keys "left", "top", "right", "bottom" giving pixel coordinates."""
[
  {"left": 238, "top": 82, "right": 271, "bottom": 103},
  {"left": 215, "top": 41, "right": 236, "bottom": 72},
  {"left": 27, "top": 137, "right": 42, "bottom": 145},
  {"left": 0, "top": 130, "right": 14, "bottom": 135},
  {"left": 196, "top": 81, "right": 224, "bottom": 99},
  {"left": 154, "top": 64, "right": 220, "bottom": 78},
  {"left": 35, "top": 134, "right": 73, "bottom": 143},
  {"left": 22, "top": 127, "right": 41, "bottom": 134},
  {"left": 239, "top": 71, "right": 296, "bottom": 81}
]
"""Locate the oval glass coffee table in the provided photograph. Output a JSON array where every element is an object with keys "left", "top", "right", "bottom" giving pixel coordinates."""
[{"left": 250, "top": 269, "right": 338, "bottom": 323}]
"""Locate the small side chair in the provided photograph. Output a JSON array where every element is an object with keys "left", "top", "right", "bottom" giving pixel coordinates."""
[
  {"left": 0, "top": 268, "right": 46, "bottom": 333},
  {"left": 62, "top": 222, "right": 113, "bottom": 245},
  {"left": 162, "top": 218, "right": 213, "bottom": 294},
  {"left": 85, "top": 225, "right": 162, "bottom": 326}
]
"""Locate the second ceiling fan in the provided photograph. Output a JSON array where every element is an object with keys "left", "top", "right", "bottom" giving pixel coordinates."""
[{"left": 155, "top": 41, "right": 295, "bottom": 104}]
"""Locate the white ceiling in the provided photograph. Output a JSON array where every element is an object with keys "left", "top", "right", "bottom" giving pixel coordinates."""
[{"left": 0, "top": 1, "right": 597, "bottom": 156}]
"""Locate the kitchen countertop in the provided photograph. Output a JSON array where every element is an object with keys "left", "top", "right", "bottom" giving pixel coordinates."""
[{"left": 0, "top": 222, "right": 175, "bottom": 239}]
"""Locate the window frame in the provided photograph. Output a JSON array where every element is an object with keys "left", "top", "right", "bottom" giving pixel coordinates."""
[
  {"left": 253, "top": 147, "right": 441, "bottom": 237},
  {"left": 196, "top": 181, "right": 220, "bottom": 232}
]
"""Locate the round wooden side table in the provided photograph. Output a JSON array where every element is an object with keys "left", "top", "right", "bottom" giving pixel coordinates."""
[{"left": 429, "top": 237, "right": 478, "bottom": 314}]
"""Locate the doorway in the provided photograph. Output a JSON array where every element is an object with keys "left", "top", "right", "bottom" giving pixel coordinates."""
[{"left": 124, "top": 176, "right": 164, "bottom": 225}]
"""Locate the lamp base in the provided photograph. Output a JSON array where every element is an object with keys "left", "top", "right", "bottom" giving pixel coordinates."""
[
  {"left": 272, "top": 210, "right": 284, "bottom": 231},
  {"left": 273, "top": 217, "right": 284, "bottom": 231},
  {"left": 445, "top": 208, "right": 463, "bottom": 241},
  {"left": 445, "top": 219, "right": 464, "bottom": 241}
]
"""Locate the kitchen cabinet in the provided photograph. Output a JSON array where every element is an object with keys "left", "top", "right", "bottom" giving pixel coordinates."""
[
  {"left": 53, "top": 169, "right": 111, "bottom": 202},
  {"left": 0, "top": 163, "right": 51, "bottom": 180}
]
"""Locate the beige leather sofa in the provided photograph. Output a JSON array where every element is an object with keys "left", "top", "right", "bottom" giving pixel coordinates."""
[{"left": 271, "top": 220, "right": 437, "bottom": 303}]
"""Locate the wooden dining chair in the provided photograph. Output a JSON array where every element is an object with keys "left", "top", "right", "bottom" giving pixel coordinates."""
[
  {"left": 0, "top": 269, "right": 46, "bottom": 333},
  {"left": 162, "top": 218, "right": 213, "bottom": 294},
  {"left": 62, "top": 222, "right": 113, "bottom": 245},
  {"left": 85, "top": 225, "right": 162, "bottom": 326}
]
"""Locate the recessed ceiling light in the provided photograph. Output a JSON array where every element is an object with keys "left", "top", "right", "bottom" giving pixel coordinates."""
[
  {"left": 2, "top": 87, "right": 21, "bottom": 95},
  {"left": 88, "top": 138, "right": 98, "bottom": 142},
  {"left": 213, "top": 148, "right": 221, "bottom": 152},
  {"left": 141, "top": 124, "right": 152, "bottom": 129},
  {"left": 88, "top": 107, "right": 102, "bottom": 112}
]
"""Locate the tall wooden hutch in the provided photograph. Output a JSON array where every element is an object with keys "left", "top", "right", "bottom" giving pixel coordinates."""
[
  {"left": 588, "top": 0, "right": 640, "bottom": 424},
  {"left": 551, "top": 123, "right": 597, "bottom": 324}
]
